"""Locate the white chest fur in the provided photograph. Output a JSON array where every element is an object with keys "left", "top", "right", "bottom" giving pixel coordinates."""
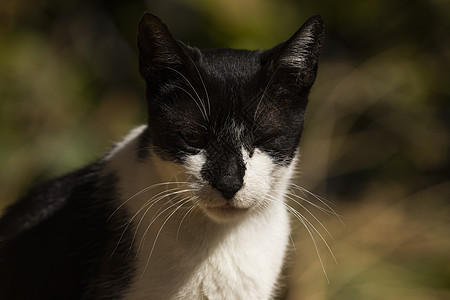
[{"left": 105, "top": 126, "right": 295, "bottom": 300}]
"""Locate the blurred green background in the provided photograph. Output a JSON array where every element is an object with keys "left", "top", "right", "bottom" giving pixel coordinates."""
[{"left": 0, "top": 0, "right": 449, "bottom": 299}]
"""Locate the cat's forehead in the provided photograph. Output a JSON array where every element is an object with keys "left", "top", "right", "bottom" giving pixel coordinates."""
[
  {"left": 169, "top": 48, "right": 286, "bottom": 129},
  {"left": 186, "top": 48, "right": 267, "bottom": 114},
  {"left": 199, "top": 48, "right": 263, "bottom": 81}
]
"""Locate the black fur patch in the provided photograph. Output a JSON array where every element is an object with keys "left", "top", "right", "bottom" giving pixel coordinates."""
[{"left": 0, "top": 163, "right": 136, "bottom": 300}]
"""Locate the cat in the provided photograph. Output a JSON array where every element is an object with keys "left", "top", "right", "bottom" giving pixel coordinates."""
[{"left": 0, "top": 12, "right": 324, "bottom": 300}]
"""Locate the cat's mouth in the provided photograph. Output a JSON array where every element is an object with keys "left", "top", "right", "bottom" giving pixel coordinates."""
[
  {"left": 209, "top": 203, "right": 249, "bottom": 213},
  {"left": 192, "top": 182, "right": 263, "bottom": 222},
  {"left": 202, "top": 203, "right": 251, "bottom": 222}
]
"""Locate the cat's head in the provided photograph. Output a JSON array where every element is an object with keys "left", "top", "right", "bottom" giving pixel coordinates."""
[{"left": 137, "top": 13, "right": 324, "bottom": 223}]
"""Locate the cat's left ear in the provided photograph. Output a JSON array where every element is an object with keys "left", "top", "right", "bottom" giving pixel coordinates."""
[
  {"left": 138, "top": 12, "right": 187, "bottom": 78},
  {"left": 264, "top": 14, "right": 324, "bottom": 88}
]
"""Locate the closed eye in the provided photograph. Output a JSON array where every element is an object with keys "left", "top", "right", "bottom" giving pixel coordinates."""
[{"left": 180, "top": 130, "right": 207, "bottom": 149}]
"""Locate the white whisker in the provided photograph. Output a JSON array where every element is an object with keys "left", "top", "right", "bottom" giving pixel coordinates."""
[
  {"left": 171, "top": 84, "right": 208, "bottom": 122},
  {"left": 127, "top": 188, "right": 189, "bottom": 256},
  {"left": 163, "top": 66, "right": 209, "bottom": 122},
  {"left": 112, "top": 187, "right": 183, "bottom": 259},
  {"left": 265, "top": 193, "right": 336, "bottom": 282},
  {"left": 141, "top": 196, "right": 191, "bottom": 277},
  {"left": 291, "top": 183, "right": 343, "bottom": 224},
  {"left": 186, "top": 54, "right": 211, "bottom": 117},
  {"left": 285, "top": 204, "right": 330, "bottom": 283},
  {"left": 107, "top": 181, "right": 190, "bottom": 222},
  {"left": 287, "top": 202, "right": 337, "bottom": 264},
  {"left": 134, "top": 189, "right": 194, "bottom": 253},
  {"left": 289, "top": 234, "right": 298, "bottom": 256},
  {"left": 285, "top": 194, "right": 334, "bottom": 239},
  {"left": 254, "top": 65, "right": 281, "bottom": 121},
  {"left": 176, "top": 199, "right": 199, "bottom": 241},
  {"left": 137, "top": 193, "right": 193, "bottom": 255},
  {"left": 109, "top": 184, "right": 192, "bottom": 260}
]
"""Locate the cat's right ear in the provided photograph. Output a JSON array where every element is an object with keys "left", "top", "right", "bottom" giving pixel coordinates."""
[{"left": 138, "top": 12, "right": 186, "bottom": 78}]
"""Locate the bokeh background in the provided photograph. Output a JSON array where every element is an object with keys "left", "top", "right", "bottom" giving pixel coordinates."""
[{"left": 1, "top": 0, "right": 449, "bottom": 299}]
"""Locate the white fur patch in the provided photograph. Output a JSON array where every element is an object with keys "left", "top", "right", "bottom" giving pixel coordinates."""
[
  {"left": 190, "top": 148, "right": 295, "bottom": 224},
  {"left": 103, "top": 125, "right": 147, "bottom": 161},
  {"left": 105, "top": 126, "right": 296, "bottom": 300}
]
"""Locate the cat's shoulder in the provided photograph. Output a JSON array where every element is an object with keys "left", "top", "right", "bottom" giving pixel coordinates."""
[
  {"left": 0, "top": 125, "right": 149, "bottom": 239},
  {"left": 0, "top": 162, "right": 104, "bottom": 239}
]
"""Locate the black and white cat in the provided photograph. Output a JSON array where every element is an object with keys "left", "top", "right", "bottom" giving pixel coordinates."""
[{"left": 0, "top": 12, "right": 324, "bottom": 300}]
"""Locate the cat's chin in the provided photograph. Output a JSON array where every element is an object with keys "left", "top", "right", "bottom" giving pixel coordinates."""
[{"left": 200, "top": 203, "right": 252, "bottom": 223}]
